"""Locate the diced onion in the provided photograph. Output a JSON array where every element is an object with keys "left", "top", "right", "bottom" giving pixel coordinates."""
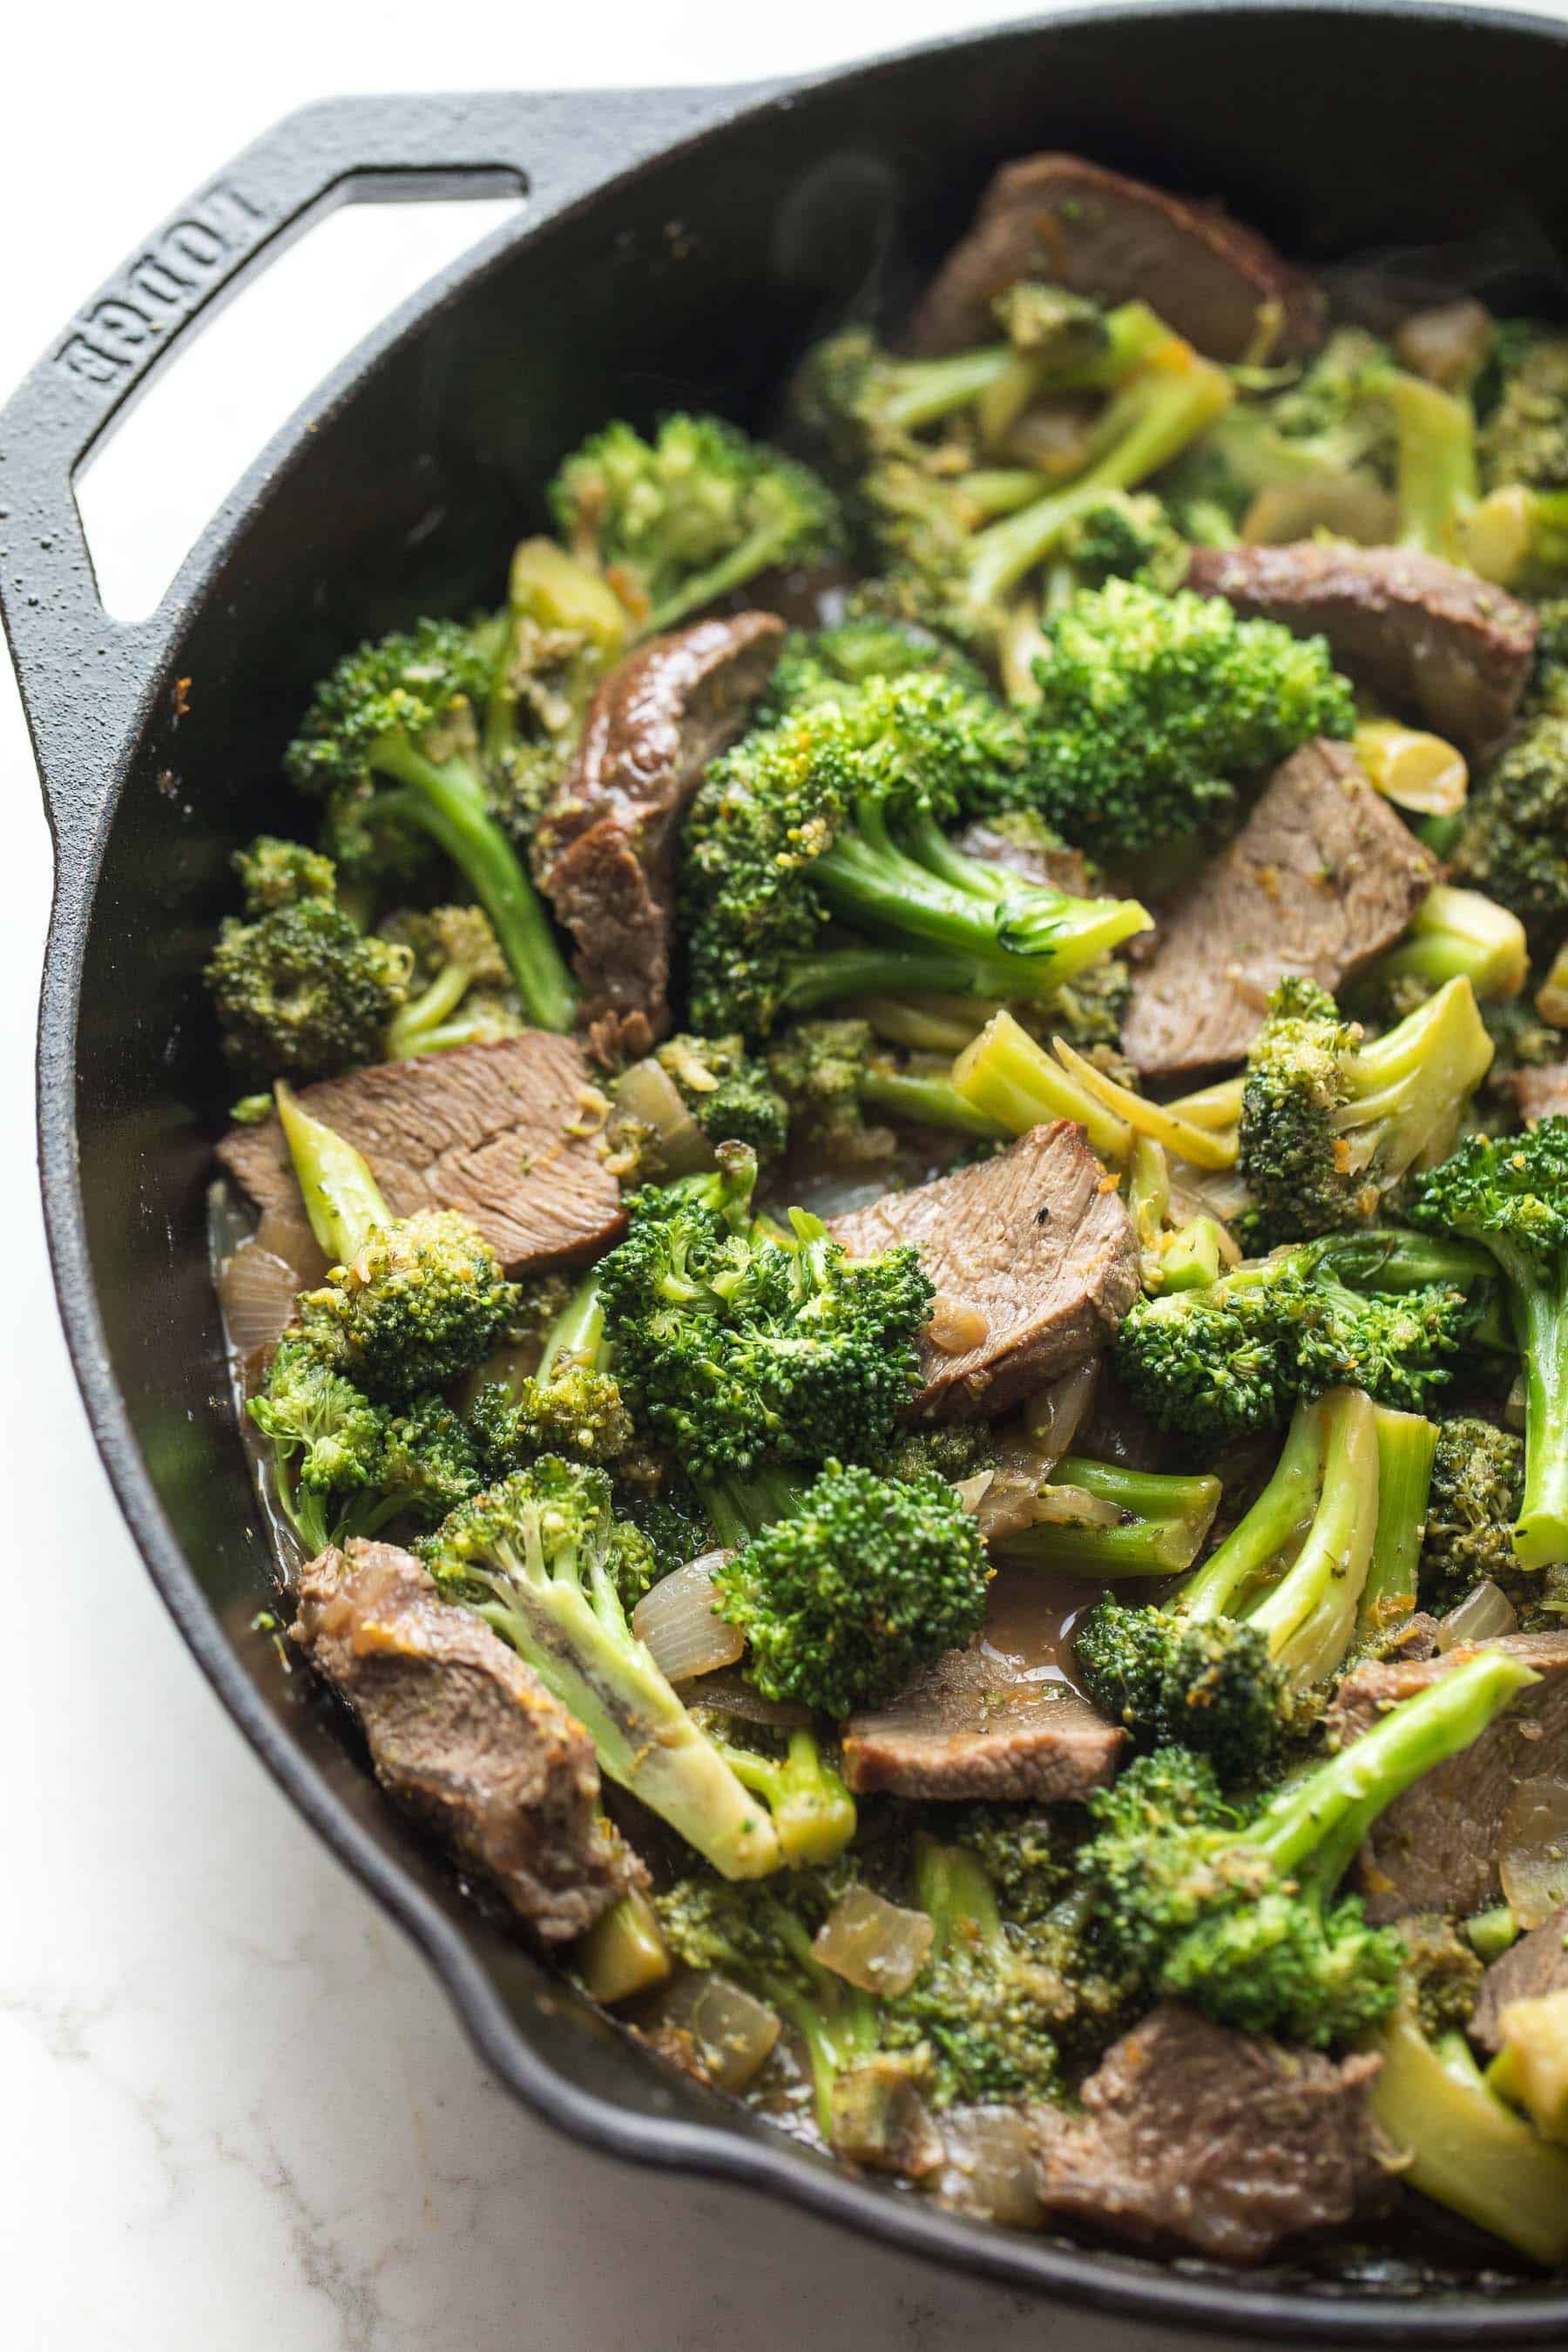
[
  {"left": 973, "top": 1467, "right": 1049, "bottom": 1545},
  {"left": 217, "top": 1242, "right": 303, "bottom": 1359},
  {"left": 926, "top": 1293, "right": 990, "bottom": 1355},
  {"left": 656, "top": 1972, "right": 780, "bottom": 2092},
  {"left": 253, "top": 1208, "right": 329, "bottom": 1286},
  {"left": 1436, "top": 1580, "right": 1519, "bottom": 1651},
  {"left": 930, "top": 2105, "right": 1043, "bottom": 2229},
  {"left": 1028, "top": 1484, "right": 1121, "bottom": 1529},
  {"left": 1394, "top": 298, "right": 1495, "bottom": 391},
  {"left": 610, "top": 1058, "right": 713, "bottom": 1179},
  {"left": 1023, "top": 1360, "right": 1098, "bottom": 1468},
  {"left": 632, "top": 1551, "right": 744, "bottom": 1681},
  {"left": 1500, "top": 1779, "right": 1568, "bottom": 1930},
  {"left": 953, "top": 1470, "right": 996, "bottom": 1517},
  {"left": 812, "top": 1886, "right": 935, "bottom": 1997}
]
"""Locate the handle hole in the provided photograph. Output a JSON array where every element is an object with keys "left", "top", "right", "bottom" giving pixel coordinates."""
[{"left": 74, "top": 184, "right": 525, "bottom": 623}]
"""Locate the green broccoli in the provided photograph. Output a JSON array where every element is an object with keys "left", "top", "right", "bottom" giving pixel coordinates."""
[
  {"left": 206, "top": 837, "right": 413, "bottom": 1081},
  {"left": 706, "top": 1458, "right": 991, "bottom": 1716},
  {"left": 877, "top": 1835, "right": 1061, "bottom": 2105},
  {"left": 1077, "top": 1386, "right": 1427, "bottom": 1774},
  {"left": 1115, "top": 1229, "right": 1487, "bottom": 1447},
  {"left": 679, "top": 670, "right": 1150, "bottom": 1038},
  {"left": 283, "top": 618, "right": 577, "bottom": 1029},
  {"left": 381, "top": 904, "right": 524, "bottom": 1058},
  {"left": 548, "top": 413, "right": 842, "bottom": 635},
  {"left": 1238, "top": 975, "right": 1494, "bottom": 1245},
  {"left": 875, "top": 1422, "right": 997, "bottom": 1488},
  {"left": 1420, "top": 1416, "right": 1527, "bottom": 1614},
  {"left": 1409, "top": 1119, "right": 1568, "bottom": 1567},
  {"left": 758, "top": 618, "right": 990, "bottom": 725},
  {"left": 467, "top": 1268, "right": 633, "bottom": 1472},
  {"left": 1022, "top": 579, "right": 1356, "bottom": 864},
  {"left": 765, "top": 1017, "right": 1005, "bottom": 1165},
  {"left": 420, "top": 1456, "right": 786, "bottom": 1877},
  {"left": 1050, "top": 490, "right": 1189, "bottom": 598},
  {"left": 1456, "top": 712, "right": 1568, "bottom": 950},
  {"left": 594, "top": 1146, "right": 934, "bottom": 1480},
  {"left": 1354, "top": 884, "right": 1530, "bottom": 1024},
  {"left": 688, "top": 1710, "right": 857, "bottom": 1869},
  {"left": 986, "top": 1456, "right": 1224, "bottom": 1578},
  {"left": 274, "top": 1081, "right": 517, "bottom": 1400},
  {"left": 1076, "top": 1646, "right": 1538, "bottom": 2046},
  {"left": 605, "top": 1032, "right": 790, "bottom": 1185},
  {"left": 476, "top": 535, "right": 628, "bottom": 838}
]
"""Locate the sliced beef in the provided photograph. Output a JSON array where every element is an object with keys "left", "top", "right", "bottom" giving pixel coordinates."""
[
  {"left": 826, "top": 1121, "right": 1139, "bottom": 1420},
  {"left": 1121, "top": 740, "right": 1436, "bottom": 1080},
  {"left": 1471, "top": 1903, "right": 1568, "bottom": 2052},
  {"left": 290, "top": 1540, "right": 639, "bottom": 1943},
  {"left": 952, "top": 819, "right": 1097, "bottom": 900},
  {"left": 1327, "top": 1632, "right": 1568, "bottom": 1922},
  {"left": 912, "top": 155, "right": 1324, "bottom": 362},
  {"left": 1185, "top": 544, "right": 1538, "bottom": 755},
  {"left": 1031, "top": 2004, "right": 1388, "bottom": 2264},
  {"left": 535, "top": 612, "right": 784, "bottom": 1064},
  {"left": 216, "top": 1034, "right": 624, "bottom": 1276},
  {"left": 1508, "top": 1064, "right": 1568, "bottom": 1125},
  {"left": 843, "top": 1659, "right": 1124, "bottom": 1801}
]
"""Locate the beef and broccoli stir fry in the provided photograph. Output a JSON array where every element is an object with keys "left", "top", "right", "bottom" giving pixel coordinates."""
[{"left": 211, "top": 151, "right": 1568, "bottom": 2271}]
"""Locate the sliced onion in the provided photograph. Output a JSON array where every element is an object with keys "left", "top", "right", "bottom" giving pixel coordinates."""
[
  {"left": 610, "top": 1057, "right": 713, "bottom": 1179},
  {"left": 1395, "top": 298, "right": 1494, "bottom": 391},
  {"left": 926, "top": 1293, "right": 990, "bottom": 1356},
  {"left": 633, "top": 1551, "right": 744, "bottom": 1681},
  {"left": 1437, "top": 1579, "right": 1519, "bottom": 1651},
  {"left": 655, "top": 1971, "right": 780, "bottom": 2092},
  {"left": 253, "top": 1208, "right": 330, "bottom": 1288},
  {"left": 1500, "top": 1779, "right": 1568, "bottom": 1930},
  {"left": 1028, "top": 1484, "right": 1121, "bottom": 1529},
  {"left": 953, "top": 1470, "right": 996, "bottom": 1517},
  {"left": 1022, "top": 1360, "right": 1098, "bottom": 1468},
  {"left": 974, "top": 1468, "right": 1049, "bottom": 1545},
  {"left": 217, "top": 1242, "right": 303, "bottom": 1359},
  {"left": 930, "top": 2105, "right": 1043, "bottom": 2228},
  {"left": 812, "top": 1886, "right": 935, "bottom": 1997},
  {"left": 674, "top": 1666, "right": 813, "bottom": 1730}
]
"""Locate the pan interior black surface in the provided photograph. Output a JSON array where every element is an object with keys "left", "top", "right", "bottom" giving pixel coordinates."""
[{"left": 15, "top": 7, "right": 1568, "bottom": 2341}]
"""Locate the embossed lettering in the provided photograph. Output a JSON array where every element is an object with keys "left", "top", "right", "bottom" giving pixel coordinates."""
[
  {"left": 52, "top": 179, "right": 270, "bottom": 398},
  {"left": 54, "top": 334, "right": 125, "bottom": 387}
]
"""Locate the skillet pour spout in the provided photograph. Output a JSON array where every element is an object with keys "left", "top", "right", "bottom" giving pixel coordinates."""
[{"left": 7, "top": 10, "right": 1568, "bottom": 2339}]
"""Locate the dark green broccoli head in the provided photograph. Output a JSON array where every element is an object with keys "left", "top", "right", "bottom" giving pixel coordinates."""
[
  {"left": 937, "top": 1805, "right": 1078, "bottom": 1925},
  {"left": 1421, "top": 1416, "right": 1526, "bottom": 1614},
  {"left": 1024, "top": 579, "right": 1356, "bottom": 861},
  {"left": 1479, "top": 331, "right": 1568, "bottom": 491},
  {"left": 1397, "top": 1913, "right": 1486, "bottom": 2040},
  {"left": 1457, "top": 716, "right": 1568, "bottom": 949},
  {"left": 877, "top": 1420, "right": 997, "bottom": 1487},
  {"left": 1074, "top": 1599, "right": 1288, "bottom": 1781},
  {"left": 233, "top": 834, "right": 336, "bottom": 914},
  {"left": 421, "top": 1453, "right": 657, "bottom": 1614},
  {"left": 992, "top": 281, "right": 1109, "bottom": 362},
  {"left": 299, "top": 1208, "right": 518, "bottom": 1400},
  {"left": 710, "top": 1460, "right": 990, "bottom": 1716},
  {"left": 759, "top": 617, "right": 990, "bottom": 724},
  {"left": 469, "top": 1362, "right": 635, "bottom": 1474},
  {"left": 375, "top": 1396, "right": 485, "bottom": 1527},
  {"left": 250, "top": 1333, "right": 389, "bottom": 1527},
  {"left": 547, "top": 413, "right": 843, "bottom": 634},
  {"left": 596, "top": 1153, "right": 934, "bottom": 1480},
  {"left": 285, "top": 618, "right": 492, "bottom": 813},
  {"left": 1238, "top": 978, "right": 1364, "bottom": 1240},
  {"left": 1409, "top": 1117, "right": 1568, "bottom": 1276},
  {"left": 206, "top": 898, "right": 412, "bottom": 1081},
  {"left": 880, "top": 1842, "right": 1061, "bottom": 2105},
  {"left": 764, "top": 1017, "right": 894, "bottom": 1168},
  {"left": 1058, "top": 490, "right": 1188, "bottom": 593},
  {"left": 655, "top": 1033, "right": 790, "bottom": 1166}
]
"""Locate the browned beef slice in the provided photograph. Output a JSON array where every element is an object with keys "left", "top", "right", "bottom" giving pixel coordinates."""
[
  {"left": 1508, "top": 1064, "right": 1568, "bottom": 1124},
  {"left": 1185, "top": 544, "right": 1538, "bottom": 755},
  {"left": 215, "top": 1034, "right": 624, "bottom": 1275},
  {"left": 912, "top": 154, "right": 1324, "bottom": 362},
  {"left": 1032, "top": 2005, "right": 1388, "bottom": 2264},
  {"left": 1327, "top": 1633, "right": 1568, "bottom": 1922},
  {"left": 1121, "top": 740, "right": 1436, "bottom": 1081},
  {"left": 952, "top": 819, "right": 1097, "bottom": 899},
  {"left": 826, "top": 1121, "right": 1139, "bottom": 1419},
  {"left": 290, "top": 1541, "right": 640, "bottom": 1942},
  {"left": 535, "top": 612, "right": 784, "bottom": 1064},
  {"left": 1471, "top": 1903, "right": 1568, "bottom": 2051}
]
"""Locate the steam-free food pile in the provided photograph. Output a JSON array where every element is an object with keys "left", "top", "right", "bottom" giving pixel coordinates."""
[{"left": 209, "top": 152, "right": 1568, "bottom": 2271}]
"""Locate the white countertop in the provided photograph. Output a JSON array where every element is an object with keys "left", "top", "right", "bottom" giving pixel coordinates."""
[{"left": 1, "top": 3, "right": 1556, "bottom": 2342}]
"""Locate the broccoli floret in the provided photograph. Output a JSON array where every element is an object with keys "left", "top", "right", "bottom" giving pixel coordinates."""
[
  {"left": 759, "top": 619, "right": 990, "bottom": 724},
  {"left": 283, "top": 618, "right": 577, "bottom": 1029},
  {"left": 679, "top": 670, "right": 1150, "bottom": 1038},
  {"left": 595, "top": 1146, "right": 934, "bottom": 1480},
  {"left": 274, "top": 1082, "right": 517, "bottom": 1400},
  {"left": 877, "top": 1422, "right": 997, "bottom": 1488},
  {"left": 381, "top": 903, "right": 524, "bottom": 1058},
  {"left": 1456, "top": 714, "right": 1568, "bottom": 951},
  {"left": 878, "top": 1835, "right": 1060, "bottom": 2105},
  {"left": 1053, "top": 490, "right": 1189, "bottom": 595},
  {"left": 468, "top": 1269, "right": 633, "bottom": 1472},
  {"left": 657, "top": 1034, "right": 789, "bottom": 1164},
  {"left": 206, "top": 839, "right": 413, "bottom": 1081},
  {"left": 1480, "top": 329, "right": 1568, "bottom": 493},
  {"left": 1078, "top": 1388, "right": 1435, "bottom": 1774},
  {"left": 765, "top": 1017, "right": 1004, "bottom": 1166},
  {"left": 707, "top": 1459, "right": 990, "bottom": 1717},
  {"left": 1238, "top": 975, "right": 1494, "bottom": 1245},
  {"left": 548, "top": 413, "right": 843, "bottom": 635},
  {"left": 1024, "top": 580, "right": 1355, "bottom": 864},
  {"left": 421, "top": 1457, "right": 786, "bottom": 1877},
  {"left": 1116, "top": 1230, "right": 1485, "bottom": 1447},
  {"left": 1077, "top": 1646, "right": 1537, "bottom": 2046},
  {"left": 790, "top": 323, "right": 1044, "bottom": 476},
  {"left": 1421, "top": 1416, "right": 1527, "bottom": 1614},
  {"left": 479, "top": 535, "right": 628, "bottom": 839},
  {"left": 688, "top": 1710, "right": 857, "bottom": 1869},
  {"left": 1409, "top": 1119, "right": 1568, "bottom": 1568},
  {"left": 1399, "top": 1913, "right": 1486, "bottom": 2040}
]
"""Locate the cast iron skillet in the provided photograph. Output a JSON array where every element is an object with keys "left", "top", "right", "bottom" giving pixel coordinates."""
[{"left": 8, "top": 6, "right": 1568, "bottom": 2338}]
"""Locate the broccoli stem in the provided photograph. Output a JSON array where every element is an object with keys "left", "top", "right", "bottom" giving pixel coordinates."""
[
  {"left": 699, "top": 1465, "right": 810, "bottom": 1551},
  {"left": 950, "top": 1006, "right": 1132, "bottom": 1164},
  {"left": 1243, "top": 1388, "right": 1380, "bottom": 1687},
  {"left": 858, "top": 1065, "right": 1009, "bottom": 1139},
  {"left": 274, "top": 1080, "right": 390, "bottom": 1261},
  {"left": 913, "top": 1834, "right": 1004, "bottom": 1957},
  {"left": 1507, "top": 1268, "right": 1568, "bottom": 1571},
  {"left": 990, "top": 1456, "right": 1222, "bottom": 1576},
  {"left": 1369, "top": 2010, "right": 1568, "bottom": 2267},
  {"left": 386, "top": 957, "right": 477, "bottom": 1059},
  {"left": 539, "top": 1270, "right": 605, "bottom": 1377},
  {"left": 777, "top": 942, "right": 1067, "bottom": 1020},
  {"left": 1361, "top": 1406, "right": 1437, "bottom": 1630},
  {"left": 706, "top": 1726, "right": 857, "bottom": 1868},
  {"left": 1374, "top": 885, "right": 1528, "bottom": 1004},
  {"left": 882, "top": 348, "right": 1028, "bottom": 432},
  {"left": 1252, "top": 1646, "right": 1538, "bottom": 1891},
  {"left": 1370, "top": 366, "right": 1478, "bottom": 560},
  {"left": 369, "top": 738, "right": 577, "bottom": 1031},
  {"left": 1183, "top": 1400, "right": 1329, "bottom": 1621},
  {"left": 965, "top": 349, "right": 1233, "bottom": 607}
]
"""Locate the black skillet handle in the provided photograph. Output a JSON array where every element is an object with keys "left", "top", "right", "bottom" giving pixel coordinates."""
[{"left": 0, "top": 84, "right": 772, "bottom": 863}]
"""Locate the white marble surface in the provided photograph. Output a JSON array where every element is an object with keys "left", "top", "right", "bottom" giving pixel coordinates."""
[{"left": 1, "top": 4, "right": 1558, "bottom": 2344}]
